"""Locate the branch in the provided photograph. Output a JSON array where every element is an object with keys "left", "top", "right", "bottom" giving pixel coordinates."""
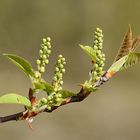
[{"left": 0, "top": 87, "right": 91, "bottom": 123}]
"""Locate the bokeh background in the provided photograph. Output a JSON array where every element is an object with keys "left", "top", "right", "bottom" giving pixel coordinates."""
[{"left": 0, "top": 0, "right": 140, "bottom": 140}]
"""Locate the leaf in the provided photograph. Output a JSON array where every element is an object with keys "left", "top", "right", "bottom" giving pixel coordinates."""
[
  {"left": 114, "top": 25, "right": 133, "bottom": 62},
  {"left": 121, "top": 52, "right": 140, "bottom": 70},
  {"left": 132, "top": 36, "right": 140, "bottom": 51},
  {"left": 80, "top": 45, "right": 96, "bottom": 61},
  {"left": 3, "top": 53, "right": 35, "bottom": 78},
  {"left": 0, "top": 93, "right": 31, "bottom": 108},
  {"left": 33, "top": 81, "right": 54, "bottom": 95},
  {"left": 58, "top": 90, "right": 75, "bottom": 98},
  {"left": 108, "top": 55, "right": 128, "bottom": 73}
]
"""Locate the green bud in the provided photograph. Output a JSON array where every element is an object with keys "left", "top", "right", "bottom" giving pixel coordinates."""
[
  {"left": 63, "top": 61, "right": 66, "bottom": 65},
  {"left": 60, "top": 80, "right": 63, "bottom": 85},
  {"left": 94, "top": 64, "right": 98, "bottom": 69},
  {"left": 97, "top": 50, "right": 101, "bottom": 55},
  {"left": 55, "top": 67, "right": 59, "bottom": 72},
  {"left": 102, "top": 57, "right": 105, "bottom": 61},
  {"left": 45, "top": 59, "right": 49, "bottom": 64},
  {"left": 58, "top": 59, "right": 61, "bottom": 64},
  {"left": 55, "top": 97, "right": 61, "bottom": 102},
  {"left": 47, "top": 106, "right": 51, "bottom": 110},
  {"left": 56, "top": 93, "right": 62, "bottom": 98},
  {"left": 42, "top": 55, "right": 47, "bottom": 59},
  {"left": 61, "top": 68, "right": 66, "bottom": 73},
  {"left": 39, "top": 50, "right": 43, "bottom": 55},
  {"left": 59, "top": 54, "right": 63, "bottom": 58},
  {"left": 47, "top": 37, "right": 51, "bottom": 42},
  {"left": 41, "top": 98, "right": 47, "bottom": 104},
  {"left": 43, "top": 45, "right": 48, "bottom": 51},
  {"left": 58, "top": 87, "right": 62, "bottom": 91},
  {"left": 47, "top": 96, "right": 52, "bottom": 101},
  {"left": 35, "top": 71, "right": 41, "bottom": 78},
  {"left": 40, "top": 66, "right": 45, "bottom": 73},
  {"left": 61, "top": 57, "right": 65, "bottom": 62},
  {"left": 58, "top": 73, "right": 63, "bottom": 78},
  {"left": 98, "top": 67, "right": 103, "bottom": 72},
  {"left": 47, "top": 42, "right": 51, "bottom": 46},
  {"left": 36, "top": 59, "right": 41, "bottom": 65},
  {"left": 102, "top": 53, "right": 105, "bottom": 58},
  {"left": 53, "top": 76, "right": 57, "bottom": 81},
  {"left": 47, "top": 49, "right": 51, "bottom": 54},
  {"left": 93, "top": 45, "right": 98, "bottom": 50},
  {"left": 94, "top": 40, "right": 98, "bottom": 44},
  {"left": 93, "top": 71, "right": 97, "bottom": 76},
  {"left": 43, "top": 38, "right": 47, "bottom": 43},
  {"left": 95, "top": 76, "right": 100, "bottom": 81},
  {"left": 59, "top": 64, "right": 64, "bottom": 69}
]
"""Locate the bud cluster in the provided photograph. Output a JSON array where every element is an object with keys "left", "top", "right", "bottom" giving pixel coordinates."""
[
  {"left": 39, "top": 91, "right": 63, "bottom": 110},
  {"left": 90, "top": 28, "right": 105, "bottom": 83},
  {"left": 35, "top": 37, "right": 52, "bottom": 79},
  {"left": 52, "top": 55, "right": 66, "bottom": 92}
]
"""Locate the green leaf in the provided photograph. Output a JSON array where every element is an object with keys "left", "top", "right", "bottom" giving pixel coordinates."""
[
  {"left": 108, "top": 55, "right": 128, "bottom": 73},
  {"left": 121, "top": 52, "right": 140, "bottom": 70},
  {"left": 58, "top": 90, "right": 75, "bottom": 98},
  {"left": 33, "top": 81, "right": 54, "bottom": 95},
  {"left": 80, "top": 45, "right": 96, "bottom": 61},
  {"left": 0, "top": 93, "right": 31, "bottom": 108},
  {"left": 3, "top": 53, "right": 35, "bottom": 78}
]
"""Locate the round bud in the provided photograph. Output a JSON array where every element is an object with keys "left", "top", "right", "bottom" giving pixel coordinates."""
[
  {"left": 45, "top": 59, "right": 49, "bottom": 64},
  {"left": 93, "top": 71, "right": 97, "bottom": 76},
  {"left": 58, "top": 59, "right": 61, "bottom": 64},
  {"left": 58, "top": 73, "right": 63, "bottom": 78},
  {"left": 43, "top": 38, "right": 47, "bottom": 43},
  {"left": 47, "top": 106, "right": 51, "bottom": 110},
  {"left": 40, "top": 66, "right": 45, "bottom": 73},
  {"left": 56, "top": 97, "right": 61, "bottom": 102},
  {"left": 61, "top": 68, "right": 66, "bottom": 73},
  {"left": 59, "top": 54, "right": 63, "bottom": 58},
  {"left": 60, "top": 80, "right": 63, "bottom": 85},
  {"left": 47, "top": 96, "right": 52, "bottom": 101},
  {"left": 98, "top": 67, "right": 103, "bottom": 72},
  {"left": 93, "top": 45, "right": 98, "bottom": 50},
  {"left": 53, "top": 76, "right": 57, "bottom": 81},
  {"left": 61, "top": 57, "right": 65, "bottom": 62},
  {"left": 47, "top": 49, "right": 51, "bottom": 54},
  {"left": 41, "top": 98, "right": 47, "bottom": 104},
  {"left": 39, "top": 50, "right": 43, "bottom": 55},
  {"left": 59, "top": 64, "right": 64, "bottom": 69},
  {"left": 94, "top": 40, "right": 98, "bottom": 44},
  {"left": 46, "top": 42, "right": 51, "bottom": 46},
  {"left": 43, "top": 45, "right": 48, "bottom": 51},
  {"left": 47, "top": 37, "right": 51, "bottom": 42},
  {"left": 94, "top": 64, "right": 98, "bottom": 69},
  {"left": 96, "top": 76, "right": 100, "bottom": 81},
  {"left": 42, "top": 55, "right": 47, "bottom": 59},
  {"left": 97, "top": 50, "right": 101, "bottom": 55},
  {"left": 55, "top": 67, "right": 59, "bottom": 72},
  {"left": 57, "top": 93, "right": 62, "bottom": 98},
  {"left": 36, "top": 59, "right": 41, "bottom": 65}
]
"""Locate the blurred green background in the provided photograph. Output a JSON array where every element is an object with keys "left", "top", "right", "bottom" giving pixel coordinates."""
[{"left": 0, "top": 0, "right": 140, "bottom": 140}]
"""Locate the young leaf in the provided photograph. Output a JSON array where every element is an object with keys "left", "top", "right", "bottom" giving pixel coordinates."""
[
  {"left": 132, "top": 36, "right": 140, "bottom": 51},
  {"left": 108, "top": 55, "right": 128, "bottom": 74},
  {"left": 3, "top": 53, "right": 35, "bottom": 78},
  {"left": 58, "top": 90, "right": 75, "bottom": 98},
  {"left": 80, "top": 45, "right": 96, "bottom": 62},
  {"left": 121, "top": 52, "right": 140, "bottom": 70},
  {"left": 114, "top": 25, "right": 132, "bottom": 62},
  {"left": 33, "top": 81, "right": 54, "bottom": 95},
  {"left": 0, "top": 93, "right": 31, "bottom": 108}
]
